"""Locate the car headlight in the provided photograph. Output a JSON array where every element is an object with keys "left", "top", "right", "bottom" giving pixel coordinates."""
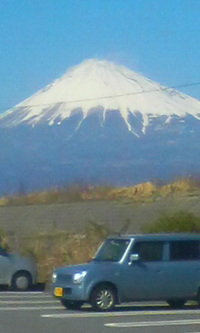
[
  {"left": 52, "top": 272, "right": 57, "bottom": 283},
  {"left": 73, "top": 271, "right": 87, "bottom": 284}
]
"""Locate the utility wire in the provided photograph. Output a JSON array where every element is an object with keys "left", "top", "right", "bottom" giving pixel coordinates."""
[{"left": 0, "top": 81, "right": 200, "bottom": 112}]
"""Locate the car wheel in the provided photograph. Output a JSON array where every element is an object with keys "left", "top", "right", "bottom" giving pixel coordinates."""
[
  {"left": 90, "top": 284, "right": 116, "bottom": 311},
  {"left": 61, "top": 300, "right": 84, "bottom": 310},
  {"left": 11, "top": 272, "right": 32, "bottom": 291},
  {"left": 167, "top": 299, "right": 186, "bottom": 308}
]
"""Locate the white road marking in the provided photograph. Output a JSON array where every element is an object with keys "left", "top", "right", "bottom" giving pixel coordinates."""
[
  {"left": 0, "top": 292, "right": 44, "bottom": 295},
  {"left": 41, "top": 308, "right": 200, "bottom": 319},
  {"left": 0, "top": 300, "right": 59, "bottom": 304},
  {"left": 0, "top": 292, "right": 61, "bottom": 310},
  {"left": 0, "top": 293, "right": 52, "bottom": 299},
  {"left": 0, "top": 306, "right": 62, "bottom": 311},
  {"left": 105, "top": 319, "right": 200, "bottom": 328}
]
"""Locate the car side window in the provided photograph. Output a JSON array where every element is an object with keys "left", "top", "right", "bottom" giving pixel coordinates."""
[
  {"left": 132, "top": 241, "right": 164, "bottom": 262},
  {"left": 169, "top": 241, "right": 200, "bottom": 261}
]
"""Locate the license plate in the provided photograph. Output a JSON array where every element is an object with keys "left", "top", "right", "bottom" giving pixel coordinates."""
[{"left": 54, "top": 287, "right": 63, "bottom": 297}]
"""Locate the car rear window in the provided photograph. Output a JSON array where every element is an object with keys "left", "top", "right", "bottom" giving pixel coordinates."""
[{"left": 169, "top": 240, "right": 200, "bottom": 261}]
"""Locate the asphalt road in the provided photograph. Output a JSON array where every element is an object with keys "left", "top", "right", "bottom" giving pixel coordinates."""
[{"left": 1, "top": 292, "right": 200, "bottom": 333}]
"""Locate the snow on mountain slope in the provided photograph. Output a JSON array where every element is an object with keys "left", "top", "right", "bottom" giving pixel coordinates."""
[{"left": 1, "top": 59, "right": 200, "bottom": 135}]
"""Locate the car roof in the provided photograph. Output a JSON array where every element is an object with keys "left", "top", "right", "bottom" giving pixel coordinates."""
[{"left": 107, "top": 233, "right": 200, "bottom": 241}]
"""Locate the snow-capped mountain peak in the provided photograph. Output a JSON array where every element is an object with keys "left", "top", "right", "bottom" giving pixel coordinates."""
[
  {"left": 1, "top": 58, "right": 200, "bottom": 135},
  {"left": 1, "top": 59, "right": 200, "bottom": 194}
]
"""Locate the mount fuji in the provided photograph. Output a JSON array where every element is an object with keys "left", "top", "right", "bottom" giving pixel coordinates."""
[{"left": 1, "top": 59, "right": 200, "bottom": 194}]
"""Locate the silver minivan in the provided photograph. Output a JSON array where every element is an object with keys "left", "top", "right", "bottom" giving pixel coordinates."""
[
  {"left": 0, "top": 245, "right": 37, "bottom": 290},
  {"left": 52, "top": 233, "right": 200, "bottom": 311}
]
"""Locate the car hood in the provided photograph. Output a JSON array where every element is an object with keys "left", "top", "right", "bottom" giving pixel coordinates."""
[{"left": 55, "top": 261, "right": 119, "bottom": 275}]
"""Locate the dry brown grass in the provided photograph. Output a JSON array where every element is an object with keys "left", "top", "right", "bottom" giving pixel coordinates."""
[
  {"left": 0, "top": 178, "right": 199, "bottom": 208},
  {"left": 15, "top": 221, "right": 110, "bottom": 282}
]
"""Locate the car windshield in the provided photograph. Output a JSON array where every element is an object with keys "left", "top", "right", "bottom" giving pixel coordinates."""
[{"left": 93, "top": 238, "right": 130, "bottom": 262}]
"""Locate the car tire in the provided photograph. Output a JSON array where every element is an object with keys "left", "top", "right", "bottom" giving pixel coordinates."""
[
  {"left": 11, "top": 272, "right": 32, "bottom": 291},
  {"left": 90, "top": 284, "right": 116, "bottom": 311},
  {"left": 61, "top": 300, "right": 84, "bottom": 310},
  {"left": 167, "top": 299, "right": 186, "bottom": 308}
]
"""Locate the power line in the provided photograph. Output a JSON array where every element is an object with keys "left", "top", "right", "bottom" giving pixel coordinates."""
[{"left": 0, "top": 81, "right": 200, "bottom": 112}]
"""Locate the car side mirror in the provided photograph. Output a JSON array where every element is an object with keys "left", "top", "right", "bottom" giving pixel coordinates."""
[{"left": 129, "top": 253, "right": 139, "bottom": 264}]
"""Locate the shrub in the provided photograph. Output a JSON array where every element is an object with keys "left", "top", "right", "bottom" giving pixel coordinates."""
[
  {"left": 0, "top": 227, "right": 9, "bottom": 250},
  {"left": 142, "top": 211, "right": 200, "bottom": 233}
]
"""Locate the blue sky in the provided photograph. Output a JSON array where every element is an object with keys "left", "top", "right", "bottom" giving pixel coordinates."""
[{"left": 0, "top": 0, "right": 200, "bottom": 111}]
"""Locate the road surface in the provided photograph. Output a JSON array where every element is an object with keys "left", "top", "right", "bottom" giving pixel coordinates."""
[{"left": 1, "top": 291, "right": 200, "bottom": 333}]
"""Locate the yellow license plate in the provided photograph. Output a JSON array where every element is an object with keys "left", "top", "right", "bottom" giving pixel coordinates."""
[{"left": 54, "top": 287, "right": 63, "bottom": 297}]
